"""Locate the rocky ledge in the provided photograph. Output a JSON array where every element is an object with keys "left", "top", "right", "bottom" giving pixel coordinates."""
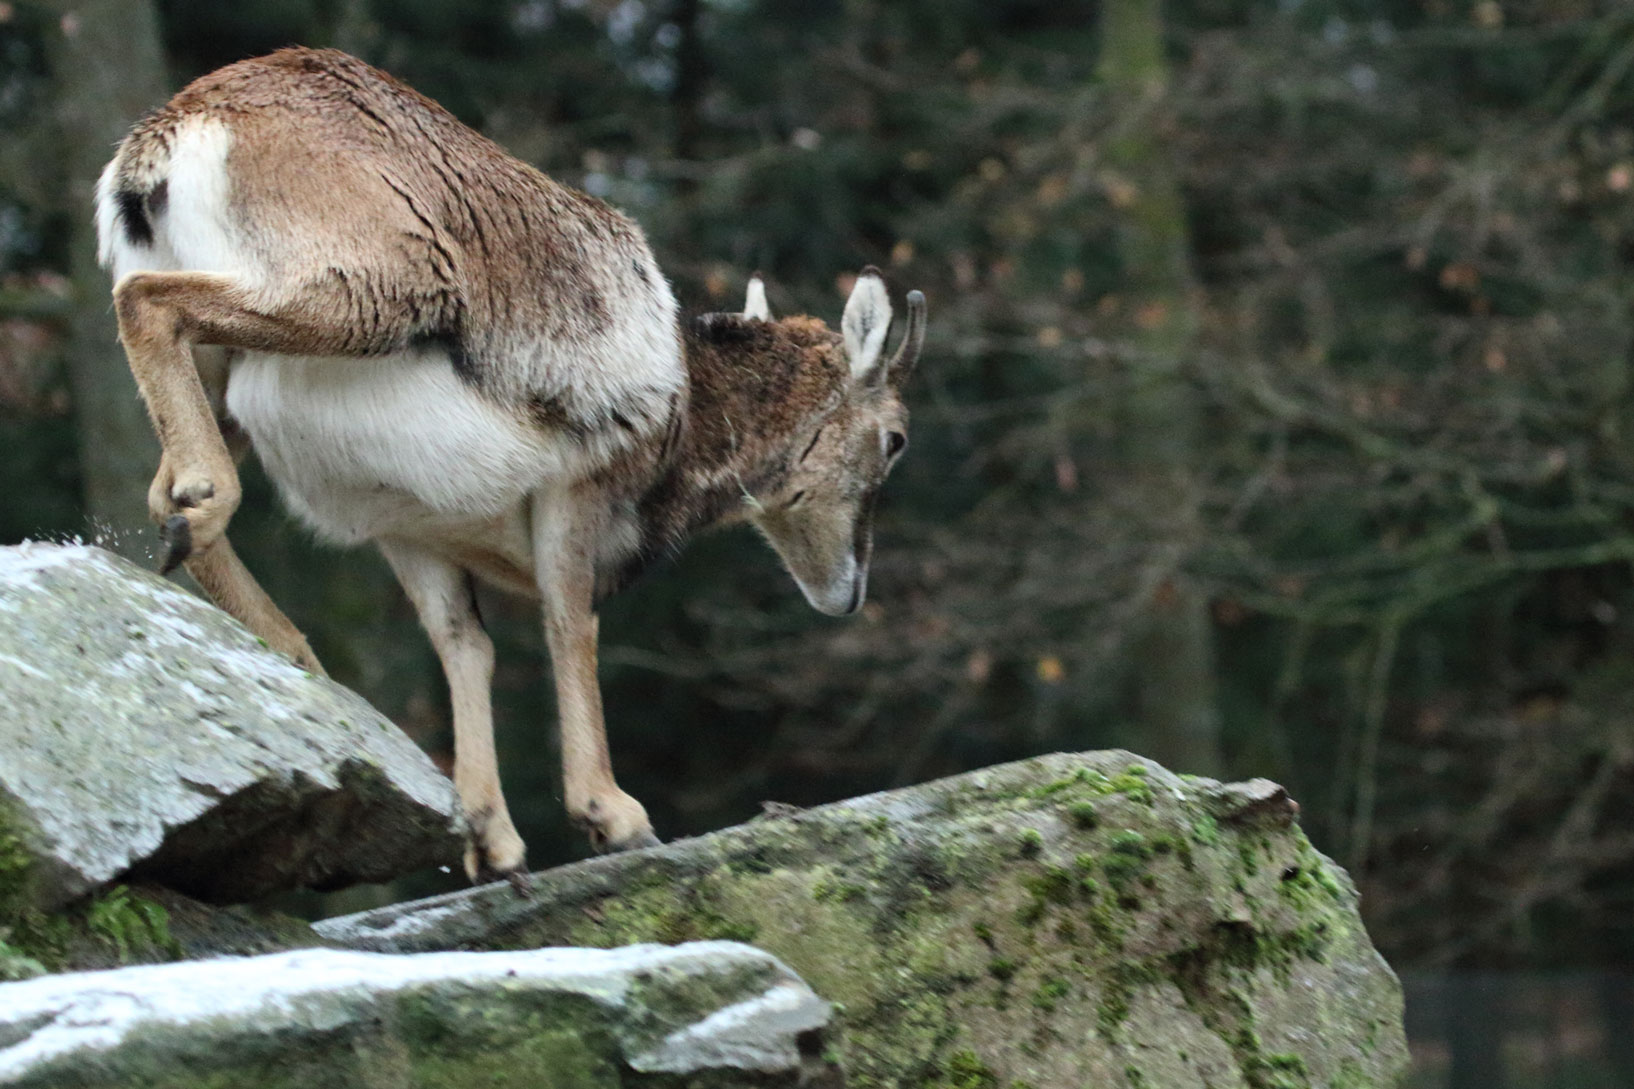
[
  {"left": 0, "top": 545, "right": 1409, "bottom": 1088},
  {"left": 318, "top": 752, "right": 1410, "bottom": 1088},
  {"left": 0, "top": 542, "right": 463, "bottom": 911},
  {"left": 0, "top": 943, "right": 839, "bottom": 1088}
]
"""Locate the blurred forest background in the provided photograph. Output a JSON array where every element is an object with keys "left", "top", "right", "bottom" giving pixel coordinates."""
[{"left": 3, "top": 0, "right": 1634, "bottom": 1084}]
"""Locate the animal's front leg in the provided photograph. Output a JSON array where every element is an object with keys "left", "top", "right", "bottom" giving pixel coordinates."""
[
  {"left": 380, "top": 538, "right": 527, "bottom": 882},
  {"left": 532, "top": 484, "right": 660, "bottom": 853}
]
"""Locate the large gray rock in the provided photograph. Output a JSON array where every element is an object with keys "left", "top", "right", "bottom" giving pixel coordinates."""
[
  {"left": 0, "top": 542, "right": 462, "bottom": 910},
  {"left": 318, "top": 752, "right": 1410, "bottom": 1088},
  {"left": 0, "top": 943, "right": 840, "bottom": 1087}
]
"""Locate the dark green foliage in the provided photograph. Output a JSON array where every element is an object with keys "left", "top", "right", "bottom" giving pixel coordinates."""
[{"left": 3, "top": 0, "right": 1633, "bottom": 1010}]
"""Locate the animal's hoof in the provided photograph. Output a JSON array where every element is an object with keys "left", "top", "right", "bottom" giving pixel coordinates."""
[
  {"left": 598, "top": 827, "right": 662, "bottom": 854},
  {"left": 291, "top": 642, "right": 328, "bottom": 677},
  {"left": 573, "top": 790, "right": 657, "bottom": 854},
  {"left": 158, "top": 515, "right": 192, "bottom": 575},
  {"left": 148, "top": 456, "right": 240, "bottom": 564},
  {"left": 469, "top": 859, "right": 531, "bottom": 896},
  {"left": 464, "top": 831, "right": 527, "bottom": 887}
]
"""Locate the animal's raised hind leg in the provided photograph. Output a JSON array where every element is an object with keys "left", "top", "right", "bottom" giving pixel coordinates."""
[
  {"left": 114, "top": 270, "right": 394, "bottom": 559},
  {"left": 113, "top": 273, "right": 246, "bottom": 566},
  {"left": 111, "top": 268, "right": 411, "bottom": 665}
]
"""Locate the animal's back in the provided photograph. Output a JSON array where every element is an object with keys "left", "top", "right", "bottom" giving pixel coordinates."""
[
  {"left": 95, "top": 48, "right": 684, "bottom": 555},
  {"left": 100, "top": 48, "right": 682, "bottom": 423}
]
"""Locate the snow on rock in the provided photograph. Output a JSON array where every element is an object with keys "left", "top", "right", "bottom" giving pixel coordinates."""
[
  {"left": 0, "top": 943, "right": 839, "bottom": 1087},
  {"left": 0, "top": 542, "right": 462, "bottom": 908}
]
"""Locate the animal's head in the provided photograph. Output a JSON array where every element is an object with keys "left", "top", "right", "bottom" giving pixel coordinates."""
[{"left": 744, "top": 268, "right": 926, "bottom": 616}]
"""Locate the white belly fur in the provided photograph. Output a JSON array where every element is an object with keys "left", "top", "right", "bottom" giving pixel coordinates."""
[{"left": 226, "top": 347, "right": 586, "bottom": 552}]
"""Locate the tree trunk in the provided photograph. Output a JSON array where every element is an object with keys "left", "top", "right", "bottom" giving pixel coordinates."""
[
  {"left": 1096, "top": 0, "right": 1223, "bottom": 776},
  {"left": 41, "top": 0, "right": 169, "bottom": 562}
]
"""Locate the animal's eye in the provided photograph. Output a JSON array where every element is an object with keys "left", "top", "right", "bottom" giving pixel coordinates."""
[
  {"left": 885, "top": 431, "right": 907, "bottom": 459},
  {"left": 786, "top": 490, "right": 807, "bottom": 509}
]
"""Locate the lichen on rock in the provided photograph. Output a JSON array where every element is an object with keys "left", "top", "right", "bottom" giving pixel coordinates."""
[
  {"left": 0, "top": 542, "right": 464, "bottom": 911},
  {"left": 318, "top": 751, "right": 1409, "bottom": 1088}
]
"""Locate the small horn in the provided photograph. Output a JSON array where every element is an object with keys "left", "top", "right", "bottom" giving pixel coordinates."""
[
  {"left": 887, "top": 289, "right": 926, "bottom": 383},
  {"left": 744, "top": 274, "right": 771, "bottom": 321}
]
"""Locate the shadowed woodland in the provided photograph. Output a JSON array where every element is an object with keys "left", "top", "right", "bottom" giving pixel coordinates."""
[{"left": 5, "top": 0, "right": 1634, "bottom": 1084}]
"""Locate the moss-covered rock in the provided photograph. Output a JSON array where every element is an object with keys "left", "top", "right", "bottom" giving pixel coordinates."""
[
  {"left": 0, "top": 943, "right": 840, "bottom": 1088},
  {"left": 0, "top": 941, "right": 45, "bottom": 982},
  {"left": 317, "top": 752, "right": 1409, "bottom": 1088},
  {"left": 0, "top": 883, "right": 325, "bottom": 974}
]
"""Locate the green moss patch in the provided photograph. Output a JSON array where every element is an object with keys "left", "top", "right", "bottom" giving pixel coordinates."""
[
  {"left": 6, "top": 884, "right": 183, "bottom": 972},
  {"left": 381, "top": 751, "right": 1406, "bottom": 1088},
  {"left": 0, "top": 800, "right": 39, "bottom": 925}
]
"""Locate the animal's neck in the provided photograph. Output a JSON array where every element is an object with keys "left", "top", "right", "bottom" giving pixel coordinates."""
[
  {"left": 662, "top": 315, "right": 841, "bottom": 530},
  {"left": 596, "top": 314, "right": 840, "bottom": 597}
]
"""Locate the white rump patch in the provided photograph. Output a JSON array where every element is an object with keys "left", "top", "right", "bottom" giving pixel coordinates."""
[
  {"left": 94, "top": 118, "right": 260, "bottom": 290},
  {"left": 93, "top": 160, "right": 125, "bottom": 271},
  {"left": 163, "top": 120, "right": 258, "bottom": 283}
]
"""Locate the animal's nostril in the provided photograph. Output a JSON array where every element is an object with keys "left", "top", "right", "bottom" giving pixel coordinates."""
[{"left": 845, "top": 578, "right": 863, "bottom": 614}]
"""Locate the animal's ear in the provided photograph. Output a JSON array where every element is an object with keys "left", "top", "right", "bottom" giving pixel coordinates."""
[
  {"left": 744, "top": 274, "right": 771, "bottom": 321},
  {"left": 842, "top": 266, "right": 893, "bottom": 382}
]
